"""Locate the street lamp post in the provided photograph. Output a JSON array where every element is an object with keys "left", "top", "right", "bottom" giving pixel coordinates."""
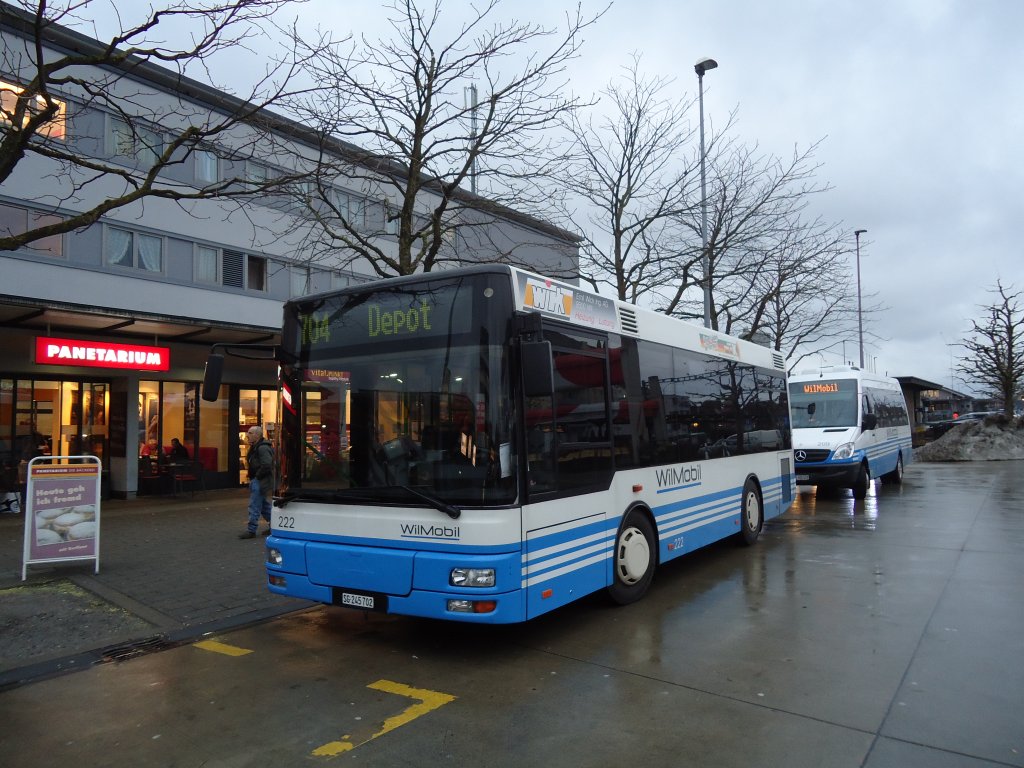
[
  {"left": 854, "top": 228, "right": 867, "bottom": 368},
  {"left": 695, "top": 57, "right": 718, "bottom": 329}
]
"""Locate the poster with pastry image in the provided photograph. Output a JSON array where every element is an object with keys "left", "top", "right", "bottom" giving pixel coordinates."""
[{"left": 22, "top": 457, "right": 102, "bottom": 580}]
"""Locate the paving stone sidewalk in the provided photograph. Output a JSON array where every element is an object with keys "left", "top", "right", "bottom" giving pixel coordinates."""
[{"left": 0, "top": 488, "right": 310, "bottom": 688}]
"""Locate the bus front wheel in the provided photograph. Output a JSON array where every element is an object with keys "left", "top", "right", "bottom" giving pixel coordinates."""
[
  {"left": 852, "top": 464, "right": 871, "bottom": 499},
  {"left": 737, "top": 478, "right": 763, "bottom": 546},
  {"left": 608, "top": 512, "right": 656, "bottom": 605}
]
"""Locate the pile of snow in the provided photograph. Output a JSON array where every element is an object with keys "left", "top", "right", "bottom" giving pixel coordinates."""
[{"left": 916, "top": 416, "right": 1024, "bottom": 462}]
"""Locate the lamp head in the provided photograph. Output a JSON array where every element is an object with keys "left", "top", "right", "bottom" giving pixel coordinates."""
[
  {"left": 854, "top": 229, "right": 867, "bottom": 237},
  {"left": 695, "top": 57, "right": 718, "bottom": 76}
]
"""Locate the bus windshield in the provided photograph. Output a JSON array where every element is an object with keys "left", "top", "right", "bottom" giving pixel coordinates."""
[
  {"left": 279, "top": 274, "right": 517, "bottom": 507},
  {"left": 788, "top": 379, "right": 858, "bottom": 428}
]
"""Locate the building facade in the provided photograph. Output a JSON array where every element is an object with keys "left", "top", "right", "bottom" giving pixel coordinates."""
[{"left": 0, "top": 5, "right": 580, "bottom": 498}]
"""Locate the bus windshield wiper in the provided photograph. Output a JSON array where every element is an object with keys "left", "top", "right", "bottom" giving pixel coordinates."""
[
  {"left": 275, "top": 489, "right": 380, "bottom": 508},
  {"left": 392, "top": 484, "right": 462, "bottom": 520},
  {"left": 276, "top": 486, "right": 461, "bottom": 518}
]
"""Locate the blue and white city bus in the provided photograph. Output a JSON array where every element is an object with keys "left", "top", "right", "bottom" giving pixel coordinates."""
[{"left": 229, "top": 266, "right": 794, "bottom": 623}]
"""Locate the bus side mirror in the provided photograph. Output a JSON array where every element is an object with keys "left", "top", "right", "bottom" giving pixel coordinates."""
[
  {"left": 521, "top": 340, "right": 553, "bottom": 398},
  {"left": 201, "top": 353, "right": 224, "bottom": 402},
  {"left": 862, "top": 413, "right": 878, "bottom": 431}
]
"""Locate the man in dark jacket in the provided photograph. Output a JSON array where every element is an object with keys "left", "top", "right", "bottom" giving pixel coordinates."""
[{"left": 239, "top": 425, "right": 274, "bottom": 539}]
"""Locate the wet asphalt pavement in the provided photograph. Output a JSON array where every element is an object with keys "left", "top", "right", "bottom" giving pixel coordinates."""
[{"left": 0, "top": 461, "right": 1021, "bottom": 766}]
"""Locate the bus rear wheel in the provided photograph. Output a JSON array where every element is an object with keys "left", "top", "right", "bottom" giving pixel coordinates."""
[
  {"left": 608, "top": 512, "right": 656, "bottom": 605},
  {"left": 736, "top": 478, "right": 763, "bottom": 546},
  {"left": 882, "top": 454, "right": 904, "bottom": 485}
]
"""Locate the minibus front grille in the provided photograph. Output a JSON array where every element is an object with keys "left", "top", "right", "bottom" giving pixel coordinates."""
[{"left": 795, "top": 449, "right": 831, "bottom": 463}]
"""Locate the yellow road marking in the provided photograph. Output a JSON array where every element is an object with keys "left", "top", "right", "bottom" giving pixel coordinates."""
[
  {"left": 192, "top": 639, "right": 253, "bottom": 657},
  {"left": 312, "top": 679, "right": 456, "bottom": 757}
]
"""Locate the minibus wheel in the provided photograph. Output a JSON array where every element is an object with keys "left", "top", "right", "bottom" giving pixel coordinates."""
[
  {"left": 852, "top": 464, "right": 870, "bottom": 499},
  {"left": 608, "top": 512, "right": 656, "bottom": 605},
  {"left": 882, "top": 454, "right": 904, "bottom": 485},
  {"left": 737, "top": 478, "right": 763, "bottom": 546}
]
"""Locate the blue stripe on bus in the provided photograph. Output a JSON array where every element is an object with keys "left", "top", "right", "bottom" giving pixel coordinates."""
[{"left": 522, "top": 473, "right": 790, "bottom": 588}]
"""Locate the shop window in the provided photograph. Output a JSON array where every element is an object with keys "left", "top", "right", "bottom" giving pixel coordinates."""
[
  {"left": 2, "top": 380, "right": 107, "bottom": 467},
  {"left": 239, "top": 388, "right": 278, "bottom": 485},
  {"left": 0, "top": 380, "right": 13, "bottom": 485},
  {"left": 200, "top": 386, "right": 229, "bottom": 473},
  {"left": 0, "top": 202, "right": 64, "bottom": 257},
  {"left": 0, "top": 79, "right": 66, "bottom": 140},
  {"left": 140, "top": 381, "right": 217, "bottom": 478}
]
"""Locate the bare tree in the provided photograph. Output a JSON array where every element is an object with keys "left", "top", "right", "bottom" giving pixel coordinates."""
[
  {"left": 957, "top": 281, "right": 1024, "bottom": 415},
  {"left": 736, "top": 220, "right": 871, "bottom": 364},
  {"left": 283, "top": 0, "right": 602, "bottom": 278},
  {"left": 0, "top": 0, "right": 323, "bottom": 252},
  {"left": 660, "top": 140, "right": 834, "bottom": 330},
  {"left": 557, "top": 55, "right": 709, "bottom": 303}
]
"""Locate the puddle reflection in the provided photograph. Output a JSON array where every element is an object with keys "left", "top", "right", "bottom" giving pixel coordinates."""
[{"left": 783, "top": 485, "right": 879, "bottom": 531}]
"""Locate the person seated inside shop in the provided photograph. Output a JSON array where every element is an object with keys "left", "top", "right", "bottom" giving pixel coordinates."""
[
  {"left": 166, "top": 438, "right": 189, "bottom": 463},
  {"left": 139, "top": 439, "right": 160, "bottom": 475}
]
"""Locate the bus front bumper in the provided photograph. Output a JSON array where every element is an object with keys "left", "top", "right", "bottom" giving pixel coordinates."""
[
  {"left": 794, "top": 460, "right": 861, "bottom": 487},
  {"left": 264, "top": 536, "right": 526, "bottom": 623}
]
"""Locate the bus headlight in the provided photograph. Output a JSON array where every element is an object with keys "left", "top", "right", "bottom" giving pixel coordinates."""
[
  {"left": 447, "top": 599, "right": 497, "bottom": 613},
  {"left": 832, "top": 442, "right": 855, "bottom": 460},
  {"left": 450, "top": 567, "right": 496, "bottom": 587},
  {"left": 267, "top": 547, "right": 283, "bottom": 566}
]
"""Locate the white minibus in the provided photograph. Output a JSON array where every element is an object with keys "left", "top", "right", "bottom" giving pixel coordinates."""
[{"left": 788, "top": 366, "right": 912, "bottom": 498}]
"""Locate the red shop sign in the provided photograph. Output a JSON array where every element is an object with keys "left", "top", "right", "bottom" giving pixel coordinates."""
[{"left": 35, "top": 336, "right": 170, "bottom": 371}]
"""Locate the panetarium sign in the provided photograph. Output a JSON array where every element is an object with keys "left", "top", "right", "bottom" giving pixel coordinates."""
[{"left": 35, "top": 336, "right": 170, "bottom": 371}]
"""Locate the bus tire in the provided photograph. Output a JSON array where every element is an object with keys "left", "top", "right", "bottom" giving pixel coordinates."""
[
  {"left": 882, "top": 453, "right": 904, "bottom": 485},
  {"left": 608, "top": 511, "right": 656, "bottom": 605},
  {"left": 852, "top": 464, "right": 870, "bottom": 499},
  {"left": 736, "top": 478, "right": 763, "bottom": 546}
]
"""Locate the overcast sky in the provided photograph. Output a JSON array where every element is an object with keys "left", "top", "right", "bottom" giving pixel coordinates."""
[{"left": 87, "top": 0, "right": 1023, "bottom": 392}]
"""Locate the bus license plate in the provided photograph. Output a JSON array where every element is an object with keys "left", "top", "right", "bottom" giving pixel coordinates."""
[
  {"left": 796, "top": 474, "right": 809, "bottom": 482},
  {"left": 335, "top": 589, "right": 387, "bottom": 612}
]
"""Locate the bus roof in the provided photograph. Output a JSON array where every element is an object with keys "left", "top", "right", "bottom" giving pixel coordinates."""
[
  {"left": 789, "top": 365, "right": 901, "bottom": 388},
  {"left": 287, "top": 264, "right": 787, "bottom": 373}
]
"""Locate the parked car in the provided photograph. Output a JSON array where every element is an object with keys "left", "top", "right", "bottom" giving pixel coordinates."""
[
  {"left": 926, "top": 411, "right": 1002, "bottom": 439},
  {"left": 958, "top": 411, "right": 1002, "bottom": 421}
]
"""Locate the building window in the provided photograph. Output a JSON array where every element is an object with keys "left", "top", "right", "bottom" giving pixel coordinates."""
[
  {"left": 290, "top": 266, "right": 309, "bottom": 297},
  {"left": 222, "top": 249, "right": 244, "bottom": 287},
  {"left": 245, "top": 161, "right": 271, "bottom": 185},
  {"left": 221, "top": 249, "right": 267, "bottom": 290},
  {"left": 247, "top": 255, "right": 267, "bottom": 291},
  {"left": 331, "top": 189, "right": 367, "bottom": 230},
  {"left": 331, "top": 272, "right": 349, "bottom": 290},
  {"left": 195, "top": 149, "right": 219, "bottom": 184},
  {"left": 195, "top": 245, "right": 219, "bottom": 283},
  {"left": 0, "top": 79, "right": 66, "bottom": 140},
  {"left": 0, "top": 202, "right": 64, "bottom": 256},
  {"left": 346, "top": 195, "right": 365, "bottom": 229},
  {"left": 105, "top": 227, "right": 163, "bottom": 272},
  {"left": 108, "top": 117, "right": 163, "bottom": 165},
  {"left": 383, "top": 201, "right": 399, "bottom": 235}
]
